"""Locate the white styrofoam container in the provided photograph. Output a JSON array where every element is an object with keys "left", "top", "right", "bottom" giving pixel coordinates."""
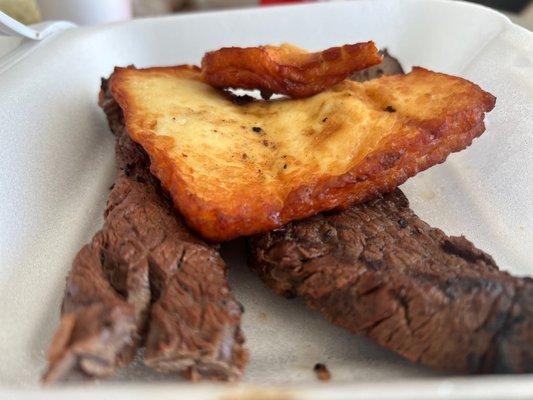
[{"left": 0, "top": 0, "right": 532, "bottom": 398}]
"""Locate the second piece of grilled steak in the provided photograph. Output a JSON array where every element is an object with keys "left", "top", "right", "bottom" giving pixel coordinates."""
[{"left": 247, "top": 189, "right": 533, "bottom": 373}]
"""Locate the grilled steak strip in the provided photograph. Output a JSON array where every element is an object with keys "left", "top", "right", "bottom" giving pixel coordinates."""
[
  {"left": 247, "top": 189, "right": 533, "bottom": 373},
  {"left": 102, "top": 82, "right": 248, "bottom": 380},
  {"left": 104, "top": 80, "right": 248, "bottom": 380},
  {"left": 43, "top": 79, "right": 247, "bottom": 383}
]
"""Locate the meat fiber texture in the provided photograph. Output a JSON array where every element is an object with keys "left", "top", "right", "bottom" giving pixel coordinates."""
[
  {"left": 42, "top": 80, "right": 247, "bottom": 384},
  {"left": 247, "top": 189, "right": 533, "bottom": 373}
]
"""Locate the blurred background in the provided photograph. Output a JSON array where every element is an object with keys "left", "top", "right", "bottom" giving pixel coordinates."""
[{"left": 0, "top": 0, "right": 532, "bottom": 30}]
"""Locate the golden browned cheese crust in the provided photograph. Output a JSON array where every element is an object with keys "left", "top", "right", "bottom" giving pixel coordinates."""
[
  {"left": 109, "top": 66, "right": 495, "bottom": 242},
  {"left": 201, "top": 42, "right": 383, "bottom": 98}
]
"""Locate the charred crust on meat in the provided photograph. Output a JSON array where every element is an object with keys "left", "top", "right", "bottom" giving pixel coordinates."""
[
  {"left": 247, "top": 188, "right": 533, "bottom": 373},
  {"left": 123, "top": 163, "right": 134, "bottom": 177}
]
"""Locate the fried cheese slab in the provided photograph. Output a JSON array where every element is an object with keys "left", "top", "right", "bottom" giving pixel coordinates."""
[
  {"left": 201, "top": 42, "right": 382, "bottom": 98},
  {"left": 109, "top": 66, "right": 495, "bottom": 241}
]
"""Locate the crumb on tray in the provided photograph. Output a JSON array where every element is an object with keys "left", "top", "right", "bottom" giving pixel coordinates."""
[{"left": 313, "top": 363, "right": 331, "bottom": 381}]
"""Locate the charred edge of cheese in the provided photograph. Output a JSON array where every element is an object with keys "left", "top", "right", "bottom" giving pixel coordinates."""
[{"left": 109, "top": 66, "right": 495, "bottom": 241}]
